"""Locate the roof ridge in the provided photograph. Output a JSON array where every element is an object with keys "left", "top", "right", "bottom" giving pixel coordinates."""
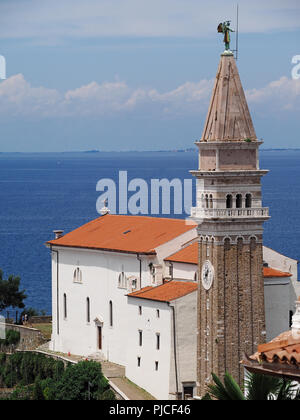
[{"left": 104, "top": 214, "right": 191, "bottom": 223}]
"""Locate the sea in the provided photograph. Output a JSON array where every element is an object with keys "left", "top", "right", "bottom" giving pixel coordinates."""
[{"left": 0, "top": 150, "right": 299, "bottom": 315}]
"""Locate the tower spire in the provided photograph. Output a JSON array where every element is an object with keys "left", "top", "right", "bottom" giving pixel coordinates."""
[{"left": 202, "top": 54, "right": 256, "bottom": 142}]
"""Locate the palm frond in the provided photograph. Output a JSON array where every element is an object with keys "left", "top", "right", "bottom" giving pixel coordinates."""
[
  {"left": 207, "top": 373, "right": 245, "bottom": 400},
  {"left": 223, "top": 373, "right": 245, "bottom": 400},
  {"left": 207, "top": 373, "right": 234, "bottom": 400},
  {"left": 245, "top": 372, "right": 280, "bottom": 400},
  {"left": 276, "top": 379, "right": 298, "bottom": 400}
]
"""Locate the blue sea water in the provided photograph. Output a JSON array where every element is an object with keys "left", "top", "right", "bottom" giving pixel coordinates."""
[{"left": 0, "top": 150, "right": 299, "bottom": 315}]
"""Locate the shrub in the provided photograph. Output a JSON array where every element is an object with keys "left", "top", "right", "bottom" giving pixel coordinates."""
[
  {"left": 54, "top": 361, "right": 110, "bottom": 400},
  {"left": 0, "top": 329, "right": 20, "bottom": 347},
  {"left": 6, "top": 330, "right": 20, "bottom": 346},
  {"left": 0, "top": 352, "right": 116, "bottom": 400},
  {"left": 9, "top": 385, "right": 34, "bottom": 401},
  {"left": 98, "top": 389, "right": 116, "bottom": 400}
]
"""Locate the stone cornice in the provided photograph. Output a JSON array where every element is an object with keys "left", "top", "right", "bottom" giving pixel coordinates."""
[
  {"left": 195, "top": 141, "right": 263, "bottom": 149},
  {"left": 190, "top": 169, "right": 269, "bottom": 178}
]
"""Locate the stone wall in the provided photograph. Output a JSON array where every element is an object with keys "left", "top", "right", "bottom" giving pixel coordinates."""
[
  {"left": 29, "top": 316, "right": 52, "bottom": 324},
  {"left": 0, "top": 388, "right": 14, "bottom": 399},
  {"left": 0, "top": 323, "right": 47, "bottom": 351}
]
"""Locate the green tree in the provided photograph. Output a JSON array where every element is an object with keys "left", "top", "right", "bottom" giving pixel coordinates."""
[
  {"left": 204, "top": 372, "right": 300, "bottom": 401},
  {"left": 33, "top": 377, "right": 45, "bottom": 400},
  {"left": 0, "top": 353, "right": 116, "bottom": 400},
  {"left": 0, "top": 270, "right": 27, "bottom": 312},
  {"left": 54, "top": 360, "right": 110, "bottom": 400}
]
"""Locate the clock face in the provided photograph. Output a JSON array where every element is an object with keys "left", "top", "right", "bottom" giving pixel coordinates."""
[{"left": 201, "top": 260, "right": 214, "bottom": 291}]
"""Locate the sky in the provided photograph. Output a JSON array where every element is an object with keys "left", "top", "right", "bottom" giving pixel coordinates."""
[{"left": 0, "top": 0, "right": 299, "bottom": 152}]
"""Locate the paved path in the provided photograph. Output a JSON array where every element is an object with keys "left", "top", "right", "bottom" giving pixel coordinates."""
[
  {"left": 101, "top": 361, "right": 155, "bottom": 400},
  {"left": 109, "top": 377, "right": 155, "bottom": 400},
  {"left": 101, "top": 361, "right": 125, "bottom": 378}
]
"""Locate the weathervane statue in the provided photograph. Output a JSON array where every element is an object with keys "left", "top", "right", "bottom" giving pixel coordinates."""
[{"left": 218, "top": 21, "right": 234, "bottom": 53}]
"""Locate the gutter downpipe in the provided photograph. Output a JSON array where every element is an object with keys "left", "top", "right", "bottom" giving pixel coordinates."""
[
  {"left": 137, "top": 254, "right": 142, "bottom": 289},
  {"left": 50, "top": 246, "right": 59, "bottom": 336},
  {"left": 169, "top": 302, "right": 180, "bottom": 399}
]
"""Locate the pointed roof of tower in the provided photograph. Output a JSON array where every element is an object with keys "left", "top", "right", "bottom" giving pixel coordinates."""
[{"left": 202, "top": 53, "right": 257, "bottom": 142}]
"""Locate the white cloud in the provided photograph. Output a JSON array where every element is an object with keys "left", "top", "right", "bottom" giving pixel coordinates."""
[
  {"left": 61, "top": 77, "right": 214, "bottom": 116},
  {"left": 0, "top": 74, "right": 61, "bottom": 117},
  {"left": 0, "top": 0, "right": 299, "bottom": 42},
  {"left": 64, "top": 81, "right": 131, "bottom": 115},
  {"left": 246, "top": 77, "right": 300, "bottom": 111},
  {"left": 0, "top": 73, "right": 299, "bottom": 119}
]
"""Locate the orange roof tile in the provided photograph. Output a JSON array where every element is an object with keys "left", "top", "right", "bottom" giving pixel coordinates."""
[
  {"left": 165, "top": 243, "right": 293, "bottom": 279},
  {"left": 250, "top": 331, "right": 300, "bottom": 366},
  {"left": 165, "top": 242, "right": 198, "bottom": 264},
  {"left": 263, "top": 267, "right": 292, "bottom": 278},
  {"left": 47, "top": 214, "right": 196, "bottom": 255},
  {"left": 127, "top": 281, "right": 198, "bottom": 302}
]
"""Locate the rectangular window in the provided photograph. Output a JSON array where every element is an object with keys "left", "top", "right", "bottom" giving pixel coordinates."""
[
  {"left": 137, "top": 357, "right": 141, "bottom": 367},
  {"left": 109, "top": 301, "right": 113, "bottom": 327},
  {"left": 63, "top": 293, "right": 67, "bottom": 319},
  {"left": 183, "top": 386, "right": 194, "bottom": 400},
  {"left": 156, "top": 333, "right": 160, "bottom": 350},
  {"left": 139, "top": 330, "right": 143, "bottom": 346},
  {"left": 155, "top": 361, "right": 159, "bottom": 371},
  {"left": 86, "top": 297, "right": 90, "bottom": 323}
]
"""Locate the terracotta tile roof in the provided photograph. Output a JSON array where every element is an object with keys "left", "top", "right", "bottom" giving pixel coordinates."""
[
  {"left": 263, "top": 267, "right": 292, "bottom": 278},
  {"left": 127, "top": 281, "right": 198, "bottom": 302},
  {"left": 165, "top": 243, "right": 293, "bottom": 279},
  {"left": 165, "top": 242, "right": 198, "bottom": 265},
  {"left": 253, "top": 331, "right": 300, "bottom": 364},
  {"left": 47, "top": 214, "right": 196, "bottom": 255},
  {"left": 242, "top": 330, "right": 300, "bottom": 381}
]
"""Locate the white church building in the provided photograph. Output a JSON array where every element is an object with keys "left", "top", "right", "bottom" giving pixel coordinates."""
[
  {"left": 46, "top": 46, "right": 299, "bottom": 400},
  {"left": 46, "top": 214, "right": 298, "bottom": 400}
]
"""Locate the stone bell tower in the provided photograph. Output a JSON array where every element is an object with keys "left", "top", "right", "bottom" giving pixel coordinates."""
[{"left": 191, "top": 51, "right": 270, "bottom": 396}]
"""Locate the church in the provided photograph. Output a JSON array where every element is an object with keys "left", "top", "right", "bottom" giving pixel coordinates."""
[{"left": 46, "top": 48, "right": 299, "bottom": 400}]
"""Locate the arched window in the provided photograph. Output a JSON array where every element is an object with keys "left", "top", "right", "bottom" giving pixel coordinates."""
[
  {"left": 205, "top": 195, "right": 209, "bottom": 209},
  {"left": 63, "top": 293, "right": 67, "bottom": 319},
  {"left": 73, "top": 267, "right": 82, "bottom": 283},
  {"left": 226, "top": 194, "right": 233, "bottom": 209},
  {"left": 209, "top": 194, "right": 213, "bottom": 209},
  {"left": 201, "top": 194, "right": 205, "bottom": 209},
  {"left": 149, "top": 264, "right": 156, "bottom": 284},
  {"left": 118, "top": 272, "right": 127, "bottom": 289},
  {"left": 245, "top": 194, "right": 252, "bottom": 208},
  {"left": 109, "top": 301, "right": 113, "bottom": 327},
  {"left": 236, "top": 194, "right": 242, "bottom": 209},
  {"left": 86, "top": 297, "right": 90, "bottom": 323}
]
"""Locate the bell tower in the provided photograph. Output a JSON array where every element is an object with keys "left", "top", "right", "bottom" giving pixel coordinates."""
[{"left": 191, "top": 51, "right": 270, "bottom": 396}]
